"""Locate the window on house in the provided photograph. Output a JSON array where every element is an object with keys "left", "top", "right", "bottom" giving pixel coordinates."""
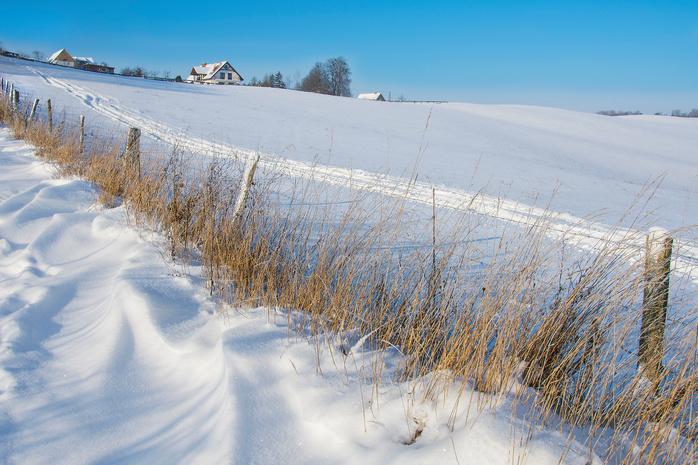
[
  {"left": 228, "top": 73, "right": 233, "bottom": 80},
  {"left": 220, "top": 72, "right": 225, "bottom": 79}
]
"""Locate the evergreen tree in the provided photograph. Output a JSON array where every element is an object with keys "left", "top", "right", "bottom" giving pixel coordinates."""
[{"left": 273, "top": 72, "right": 286, "bottom": 88}]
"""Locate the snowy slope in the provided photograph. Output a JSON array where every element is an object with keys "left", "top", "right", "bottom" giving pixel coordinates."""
[
  {"left": 3, "top": 56, "right": 697, "bottom": 285},
  {"left": 3, "top": 56, "right": 697, "bottom": 232},
  {"left": 0, "top": 128, "right": 606, "bottom": 464}
]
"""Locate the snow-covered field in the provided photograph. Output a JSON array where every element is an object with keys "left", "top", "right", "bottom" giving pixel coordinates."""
[
  {"left": 1, "top": 56, "right": 697, "bottom": 463},
  {"left": 0, "top": 128, "right": 606, "bottom": 464},
  {"left": 3, "top": 57, "right": 697, "bottom": 282}
]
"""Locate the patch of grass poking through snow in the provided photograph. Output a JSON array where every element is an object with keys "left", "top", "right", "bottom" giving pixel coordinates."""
[{"left": 2, "top": 94, "right": 698, "bottom": 464}]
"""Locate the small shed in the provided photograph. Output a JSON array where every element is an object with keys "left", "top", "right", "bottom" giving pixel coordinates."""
[
  {"left": 49, "top": 49, "right": 76, "bottom": 68},
  {"left": 357, "top": 93, "right": 386, "bottom": 101}
]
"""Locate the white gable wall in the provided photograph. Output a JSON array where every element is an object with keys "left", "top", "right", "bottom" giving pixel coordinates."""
[
  {"left": 49, "top": 49, "right": 76, "bottom": 68},
  {"left": 206, "top": 62, "right": 242, "bottom": 85}
]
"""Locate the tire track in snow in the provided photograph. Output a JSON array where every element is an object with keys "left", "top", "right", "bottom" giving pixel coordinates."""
[{"left": 34, "top": 70, "right": 698, "bottom": 283}]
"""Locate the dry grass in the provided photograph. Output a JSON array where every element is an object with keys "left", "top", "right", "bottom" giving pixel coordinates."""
[{"left": 2, "top": 87, "right": 697, "bottom": 463}]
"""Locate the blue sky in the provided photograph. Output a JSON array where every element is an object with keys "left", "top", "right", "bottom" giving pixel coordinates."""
[{"left": 2, "top": 0, "right": 696, "bottom": 113}]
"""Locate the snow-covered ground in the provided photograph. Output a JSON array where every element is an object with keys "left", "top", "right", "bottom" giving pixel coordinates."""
[
  {"left": 1, "top": 57, "right": 697, "bottom": 463},
  {"left": 3, "top": 56, "right": 697, "bottom": 283},
  {"left": 0, "top": 127, "right": 607, "bottom": 464}
]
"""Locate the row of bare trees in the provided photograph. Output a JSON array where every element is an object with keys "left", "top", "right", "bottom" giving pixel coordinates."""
[
  {"left": 119, "top": 67, "right": 174, "bottom": 80},
  {"left": 246, "top": 57, "right": 352, "bottom": 97},
  {"left": 598, "top": 109, "right": 698, "bottom": 117}
]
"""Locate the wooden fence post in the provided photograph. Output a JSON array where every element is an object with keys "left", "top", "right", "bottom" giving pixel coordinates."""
[
  {"left": 29, "top": 98, "right": 39, "bottom": 122},
  {"left": 638, "top": 229, "right": 673, "bottom": 379},
  {"left": 13, "top": 90, "right": 19, "bottom": 111},
  {"left": 47, "top": 99, "right": 53, "bottom": 133},
  {"left": 125, "top": 127, "right": 141, "bottom": 179},
  {"left": 79, "top": 115, "right": 85, "bottom": 153},
  {"left": 232, "top": 153, "right": 260, "bottom": 221}
]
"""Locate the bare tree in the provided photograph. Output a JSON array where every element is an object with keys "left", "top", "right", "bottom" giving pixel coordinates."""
[
  {"left": 298, "top": 58, "right": 352, "bottom": 96},
  {"left": 32, "top": 50, "right": 45, "bottom": 62},
  {"left": 120, "top": 66, "right": 147, "bottom": 77},
  {"left": 163, "top": 70, "right": 171, "bottom": 80},
  {"left": 326, "top": 57, "right": 351, "bottom": 97},
  {"left": 292, "top": 71, "right": 301, "bottom": 90},
  {"left": 299, "top": 62, "right": 330, "bottom": 94}
]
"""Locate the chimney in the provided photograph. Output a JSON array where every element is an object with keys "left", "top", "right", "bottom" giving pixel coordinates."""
[{"left": 201, "top": 63, "right": 207, "bottom": 67}]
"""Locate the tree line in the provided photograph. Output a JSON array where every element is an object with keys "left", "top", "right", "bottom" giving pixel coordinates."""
[
  {"left": 597, "top": 109, "right": 698, "bottom": 117},
  {"left": 670, "top": 109, "right": 698, "bottom": 118},
  {"left": 246, "top": 57, "right": 352, "bottom": 97},
  {"left": 247, "top": 72, "right": 287, "bottom": 89},
  {"left": 120, "top": 67, "right": 175, "bottom": 80}
]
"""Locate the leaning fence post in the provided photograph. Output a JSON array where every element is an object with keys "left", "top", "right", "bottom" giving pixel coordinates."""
[
  {"left": 638, "top": 229, "right": 673, "bottom": 379},
  {"left": 47, "top": 99, "right": 53, "bottom": 133},
  {"left": 125, "top": 127, "right": 141, "bottom": 179},
  {"left": 232, "top": 153, "right": 260, "bottom": 221},
  {"left": 79, "top": 115, "right": 85, "bottom": 153},
  {"left": 29, "top": 98, "right": 40, "bottom": 122}
]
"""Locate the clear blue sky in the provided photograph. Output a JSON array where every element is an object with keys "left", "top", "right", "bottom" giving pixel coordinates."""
[{"left": 2, "top": 0, "right": 696, "bottom": 113}]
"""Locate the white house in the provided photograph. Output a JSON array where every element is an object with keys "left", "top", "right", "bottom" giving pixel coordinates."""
[
  {"left": 185, "top": 61, "right": 243, "bottom": 85},
  {"left": 357, "top": 92, "right": 386, "bottom": 101},
  {"left": 48, "top": 49, "right": 76, "bottom": 68}
]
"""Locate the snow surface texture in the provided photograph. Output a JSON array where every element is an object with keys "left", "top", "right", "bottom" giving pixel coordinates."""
[
  {"left": 0, "top": 128, "right": 605, "bottom": 464},
  {"left": 2, "top": 56, "right": 697, "bottom": 285}
]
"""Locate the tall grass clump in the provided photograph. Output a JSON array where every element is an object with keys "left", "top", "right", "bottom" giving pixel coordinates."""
[{"left": 1, "top": 86, "right": 697, "bottom": 463}]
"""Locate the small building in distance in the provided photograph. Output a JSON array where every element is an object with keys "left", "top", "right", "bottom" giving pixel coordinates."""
[
  {"left": 48, "top": 49, "right": 114, "bottom": 74},
  {"left": 185, "top": 61, "right": 243, "bottom": 85},
  {"left": 74, "top": 56, "right": 115, "bottom": 74},
  {"left": 49, "top": 49, "right": 76, "bottom": 68},
  {"left": 357, "top": 92, "right": 386, "bottom": 101}
]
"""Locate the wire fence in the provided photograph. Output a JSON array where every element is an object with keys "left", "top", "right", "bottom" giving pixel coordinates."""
[{"left": 3, "top": 74, "right": 697, "bottom": 279}]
